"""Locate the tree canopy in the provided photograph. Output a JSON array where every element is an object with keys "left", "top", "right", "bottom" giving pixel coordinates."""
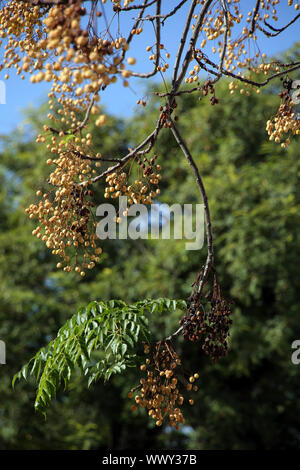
[
  {"left": 1, "top": 62, "right": 300, "bottom": 447},
  {"left": 0, "top": 0, "right": 299, "bottom": 449}
]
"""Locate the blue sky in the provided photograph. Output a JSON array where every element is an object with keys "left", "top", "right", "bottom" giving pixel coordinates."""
[{"left": 0, "top": 1, "right": 299, "bottom": 135}]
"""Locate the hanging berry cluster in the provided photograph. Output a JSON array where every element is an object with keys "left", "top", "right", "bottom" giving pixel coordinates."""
[
  {"left": 0, "top": 0, "right": 299, "bottom": 277},
  {"left": 104, "top": 155, "right": 161, "bottom": 206},
  {"left": 158, "top": 101, "right": 178, "bottom": 128},
  {"left": 202, "top": 79, "right": 219, "bottom": 106},
  {"left": 26, "top": 146, "right": 102, "bottom": 276},
  {"left": 129, "top": 341, "right": 199, "bottom": 429},
  {"left": 180, "top": 275, "right": 233, "bottom": 363},
  {"left": 266, "top": 83, "right": 300, "bottom": 148},
  {"left": 0, "top": 0, "right": 131, "bottom": 125}
]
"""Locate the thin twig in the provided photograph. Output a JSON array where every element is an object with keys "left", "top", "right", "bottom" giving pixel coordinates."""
[
  {"left": 135, "top": 0, "right": 188, "bottom": 25},
  {"left": 128, "top": 0, "right": 162, "bottom": 79},
  {"left": 171, "top": 0, "right": 198, "bottom": 86},
  {"left": 122, "top": 0, "right": 149, "bottom": 60},
  {"left": 169, "top": 119, "right": 214, "bottom": 296},
  {"left": 249, "top": 0, "right": 261, "bottom": 35},
  {"left": 117, "top": 0, "right": 157, "bottom": 12},
  {"left": 173, "top": 0, "right": 214, "bottom": 92},
  {"left": 87, "top": 117, "right": 163, "bottom": 184},
  {"left": 262, "top": 13, "right": 300, "bottom": 37}
]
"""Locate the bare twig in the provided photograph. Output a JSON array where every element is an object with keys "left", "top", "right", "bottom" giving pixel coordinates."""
[
  {"left": 117, "top": 0, "right": 157, "bottom": 12},
  {"left": 195, "top": 52, "right": 300, "bottom": 88},
  {"left": 75, "top": 93, "right": 96, "bottom": 133},
  {"left": 87, "top": 117, "right": 163, "bottom": 184},
  {"left": 218, "top": 0, "right": 229, "bottom": 76},
  {"left": 135, "top": 0, "right": 188, "bottom": 25},
  {"left": 73, "top": 150, "right": 122, "bottom": 163},
  {"left": 262, "top": 13, "right": 300, "bottom": 37},
  {"left": 173, "top": 0, "right": 214, "bottom": 92},
  {"left": 23, "top": 0, "right": 68, "bottom": 4},
  {"left": 122, "top": 0, "right": 149, "bottom": 60},
  {"left": 169, "top": 119, "right": 214, "bottom": 296},
  {"left": 249, "top": 0, "right": 261, "bottom": 35},
  {"left": 171, "top": 0, "right": 198, "bottom": 86},
  {"left": 128, "top": 0, "right": 162, "bottom": 79}
]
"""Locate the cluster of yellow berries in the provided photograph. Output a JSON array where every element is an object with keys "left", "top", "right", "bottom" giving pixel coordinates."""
[
  {"left": 104, "top": 156, "right": 161, "bottom": 206},
  {"left": 0, "top": 1, "right": 45, "bottom": 81},
  {"left": 111, "top": 0, "right": 135, "bottom": 9},
  {"left": 146, "top": 43, "right": 170, "bottom": 73},
  {"left": 129, "top": 342, "right": 199, "bottom": 429},
  {"left": 25, "top": 145, "right": 102, "bottom": 276},
  {"left": 228, "top": 80, "right": 253, "bottom": 96},
  {"left": 0, "top": 0, "right": 145, "bottom": 272},
  {"left": 266, "top": 95, "right": 300, "bottom": 148},
  {"left": 0, "top": 1, "right": 136, "bottom": 139},
  {"left": 185, "top": 0, "right": 299, "bottom": 149},
  {"left": 188, "top": 0, "right": 296, "bottom": 90},
  {"left": 1, "top": 0, "right": 299, "bottom": 275},
  {"left": 201, "top": 6, "right": 226, "bottom": 43},
  {"left": 191, "top": 0, "right": 256, "bottom": 75}
]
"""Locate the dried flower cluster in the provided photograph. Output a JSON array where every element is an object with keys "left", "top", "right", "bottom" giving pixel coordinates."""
[{"left": 181, "top": 276, "right": 233, "bottom": 362}]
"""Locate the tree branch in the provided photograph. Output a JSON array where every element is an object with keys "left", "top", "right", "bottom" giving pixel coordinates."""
[{"left": 169, "top": 119, "right": 214, "bottom": 296}]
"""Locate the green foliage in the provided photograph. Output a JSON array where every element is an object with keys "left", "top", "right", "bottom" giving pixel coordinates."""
[{"left": 13, "top": 299, "right": 186, "bottom": 414}]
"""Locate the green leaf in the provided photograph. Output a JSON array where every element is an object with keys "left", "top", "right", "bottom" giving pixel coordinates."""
[{"left": 14, "top": 297, "right": 185, "bottom": 412}]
